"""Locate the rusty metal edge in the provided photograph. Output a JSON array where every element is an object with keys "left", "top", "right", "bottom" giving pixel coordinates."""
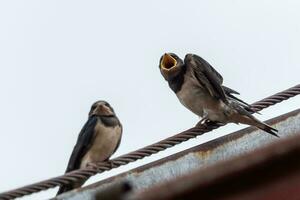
[{"left": 130, "top": 131, "right": 300, "bottom": 200}]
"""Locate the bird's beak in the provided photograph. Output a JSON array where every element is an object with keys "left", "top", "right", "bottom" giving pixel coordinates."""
[
  {"left": 99, "top": 105, "right": 114, "bottom": 116},
  {"left": 160, "top": 53, "right": 177, "bottom": 71},
  {"left": 89, "top": 105, "right": 114, "bottom": 117},
  {"left": 160, "top": 53, "right": 180, "bottom": 80}
]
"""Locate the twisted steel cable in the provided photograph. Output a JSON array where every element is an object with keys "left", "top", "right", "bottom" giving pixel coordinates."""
[{"left": 0, "top": 84, "right": 299, "bottom": 200}]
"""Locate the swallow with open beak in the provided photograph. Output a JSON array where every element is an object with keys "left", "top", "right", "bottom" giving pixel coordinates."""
[
  {"left": 159, "top": 53, "right": 278, "bottom": 137},
  {"left": 57, "top": 100, "right": 122, "bottom": 195}
]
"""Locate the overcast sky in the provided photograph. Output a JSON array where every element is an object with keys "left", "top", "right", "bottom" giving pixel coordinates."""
[{"left": 0, "top": 1, "right": 299, "bottom": 199}]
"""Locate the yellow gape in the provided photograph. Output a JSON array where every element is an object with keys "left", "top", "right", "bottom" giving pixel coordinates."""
[{"left": 161, "top": 54, "right": 177, "bottom": 70}]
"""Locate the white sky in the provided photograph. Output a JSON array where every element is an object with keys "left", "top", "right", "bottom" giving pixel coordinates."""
[{"left": 0, "top": 1, "right": 299, "bottom": 199}]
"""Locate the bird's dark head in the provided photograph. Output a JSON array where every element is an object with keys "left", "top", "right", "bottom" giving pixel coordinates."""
[
  {"left": 89, "top": 100, "right": 116, "bottom": 117},
  {"left": 159, "top": 53, "right": 184, "bottom": 81}
]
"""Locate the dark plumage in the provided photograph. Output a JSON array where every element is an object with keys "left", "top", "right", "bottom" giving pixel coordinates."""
[
  {"left": 159, "top": 53, "right": 278, "bottom": 137},
  {"left": 57, "top": 101, "right": 122, "bottom": 195}
]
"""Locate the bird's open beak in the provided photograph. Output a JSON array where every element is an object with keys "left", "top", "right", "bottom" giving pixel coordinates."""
[{"left": 160, "top": 53, "right": 177, "bottom": 71}]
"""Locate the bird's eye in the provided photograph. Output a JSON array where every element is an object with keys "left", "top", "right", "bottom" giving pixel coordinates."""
[
  {"left": 91, "top": 105, "right": 97, "bottom": 110},
  {"left": 171, "top": 54, "right": 178, "bottom": 59}
]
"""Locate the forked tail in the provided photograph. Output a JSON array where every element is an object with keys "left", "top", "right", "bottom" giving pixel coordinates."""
[
  {"left": 230, "top": 102, "right": 279, "bottom": 137},
  {"left": 255, "top": 121, "right": 279, "bottom": 137},
  {"left": 56, "top": 180, "right": 84, "bottom": 196}
]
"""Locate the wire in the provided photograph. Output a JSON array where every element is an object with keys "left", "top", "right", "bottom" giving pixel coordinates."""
[{"left": 0, "top": 84, "right": 299, "bottom": 200}]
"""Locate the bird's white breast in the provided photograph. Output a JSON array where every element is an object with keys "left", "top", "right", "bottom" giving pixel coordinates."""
[
  {"left": 80, "top": 121, "right": 121, "bottom": 168},
  {"left": 176, "top": 74, "right": 206, "bottom": 117},
  {"left": 176, "top": 72, "right": 228, "bottom": 122}
]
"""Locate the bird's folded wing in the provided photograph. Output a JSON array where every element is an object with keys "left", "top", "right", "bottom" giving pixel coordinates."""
[
  {"left": 185, "top": 54, "right": 228, "bottom": 103},
  {"left": 222, "top": 85, "right": 259, "bottom": 114},
  {"left": 65, "top": 116, "right": 98, "bottom": 173},
  {"left": 222, "top": 85, "right": 240, "bottom": 95}
]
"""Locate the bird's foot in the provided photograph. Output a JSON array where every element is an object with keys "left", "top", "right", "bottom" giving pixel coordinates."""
[
  {"left": 196, "top": 119, "right": 227, "bottom": 127},
  {"left": 196, "top": 118, "right": 210, "bottom": 127},
  {"left": 86, "top": 162, "right": 98, "bottom": 169},
  {"left": 86, "top": 160, "right": 115, "bottom": 171},
  {"left": 106, "top": 160, "right": 115, "bottom": 169}
]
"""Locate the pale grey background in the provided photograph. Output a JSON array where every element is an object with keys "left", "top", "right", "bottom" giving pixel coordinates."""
[{"left": 0, "top": 1, "right": 299, "bottom": 199}]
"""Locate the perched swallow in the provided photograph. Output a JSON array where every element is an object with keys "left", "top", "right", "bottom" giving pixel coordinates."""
[
  {"left": 57, "top": 101, "right": 122, "bottom": 195},
  {"left": 159, "top": 53, "right": 278, "bottom": 137}
]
